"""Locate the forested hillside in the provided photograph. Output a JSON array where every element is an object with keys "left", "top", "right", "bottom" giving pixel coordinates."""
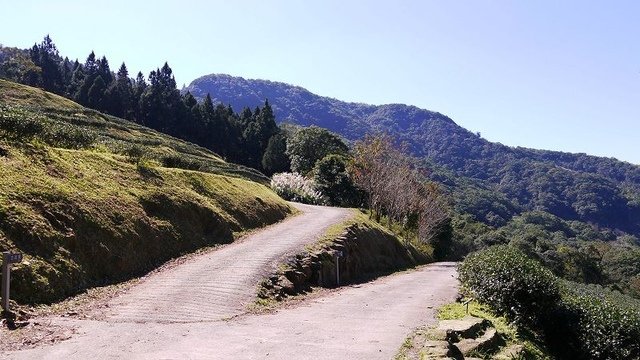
[
  {"left": 186, "top": 74, "right": 640, "bottom": 237},
  {"left": 0, "top": 37, "right": 283, "bottom": 173},
  {"left": 186, "top": 74, "right": 640, "bottom": 298}
]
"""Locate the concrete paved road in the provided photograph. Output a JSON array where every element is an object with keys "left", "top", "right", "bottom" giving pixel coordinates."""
[
  {"left": 3, "top": 204, "right": 458, "bottom": 359},
  {"left": 107, "top": 203, "right": 352, "bottom": 324}
]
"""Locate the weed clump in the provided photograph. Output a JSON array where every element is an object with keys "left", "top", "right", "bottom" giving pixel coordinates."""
[{"left": 270, "top": 172, "right": 325, "bottom": 204}]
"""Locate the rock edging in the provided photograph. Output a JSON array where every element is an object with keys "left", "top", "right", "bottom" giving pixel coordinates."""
[{"left": 258, "top": 217, "right": 422, "bottom": 301}]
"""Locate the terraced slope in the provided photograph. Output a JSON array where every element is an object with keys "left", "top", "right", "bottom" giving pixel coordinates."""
[{"left": 0, "top": 79, "right": 293, "bottom": 304}]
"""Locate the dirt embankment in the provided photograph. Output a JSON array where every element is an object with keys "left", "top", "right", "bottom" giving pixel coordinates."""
[
  {"left": 0, "top": 145, "right": 292, "bottom": 305},
  {"left": 258, "top": 212, "right": 432, "bottom": 301}
]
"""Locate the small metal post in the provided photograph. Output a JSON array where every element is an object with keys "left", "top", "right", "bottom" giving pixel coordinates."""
[
  {"left": 2, "top": 252, "right": 11, "bottom": 312},
  {"left": 334, "top": 251, "right": 344, "bottom": 286},
  {"left": 463, "top": 298, "right": 472, "bottom": 315},
  {"left": 2, "top": 251, "right": 22, "bottom": 314}
]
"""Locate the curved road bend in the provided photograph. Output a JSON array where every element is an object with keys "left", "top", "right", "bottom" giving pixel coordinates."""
[{"left": 4, "top": 203, "right": 458, "bottom": 359}]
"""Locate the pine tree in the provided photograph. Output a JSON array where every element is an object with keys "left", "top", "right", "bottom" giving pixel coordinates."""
[
  {"left": 29, "top": 35, "right": 63, "bottom": 93},
  {"left": 197, "top": 94, "right": 229, "bottom": 153},
  {"left": 180, "top": 91, "right": 200, "bottom": 140},
  {"left": 256, "top": 99, "right": 278, "bottom": 148},
  {"left": 76, "top": 51, "right": 98, "bottom": 105},
  {"left": 67, "top": 61, "right": 85, "bottom": 101},
  {"left": 132, "top": 71, "right": 147, "bottom": 123},
  {"left": 87, "top": 76, "right": 106, "bottom": 110},
  {"left": 262, "top": 132, "right": 291, "bottom": 175},
  {"left": 98, "top": 56, "right": 113, "bottom": 84},
  {"left": 113, "top": 62, "right": 133, "bottom": 119},
  {"left": 140, "top": 63, "right": 183, "bottom": 134},
  {"left": 85, "top": 51, "right": 98, "bottom": 75},
  {"left": 60, "top": 57, "right": 73, "bottom": 95},
  {"left": 239, "top": 107, "right": 253, "bottom": 126},
  {"left": 201, "top": 93, "right": 215, "bottom": 117},
  {"left": 241, "top": 100, "right": 279, "bottom": 169}
]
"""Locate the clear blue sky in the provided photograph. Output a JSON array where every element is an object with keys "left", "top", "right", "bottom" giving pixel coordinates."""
[{"left": 1, "top": 0, "right": 639, "bottom": 164}]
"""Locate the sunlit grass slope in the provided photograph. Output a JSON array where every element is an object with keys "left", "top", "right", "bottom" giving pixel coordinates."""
[{"left": 0, "top": 79, "right": 292, "bottom": 304}]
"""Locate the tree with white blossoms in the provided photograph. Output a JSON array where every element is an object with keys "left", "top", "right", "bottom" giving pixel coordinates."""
[{"left": 270, "top": 172, "right": 325, "bottom": 205}]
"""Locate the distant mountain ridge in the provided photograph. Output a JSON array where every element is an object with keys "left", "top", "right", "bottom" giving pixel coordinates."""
[
  {"left": 185, "top": 74, "right": 640, "bottom": 236},
  {"left": 184, "top": 74, "right": 456, "bottom": 141}
]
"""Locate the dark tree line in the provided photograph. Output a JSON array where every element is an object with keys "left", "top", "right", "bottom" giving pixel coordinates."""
[{"left": 0, "top": 35, "right": 282, "bottom": 173}]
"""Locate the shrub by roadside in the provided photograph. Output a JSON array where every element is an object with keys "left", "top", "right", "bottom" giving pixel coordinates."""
[
  {"left": 545, "top": 281, "right": 640, "bottom": 359},
  {"left": 270, "top": 172, "right": 325, "bottom": 205},
  {"left": 458, "top": 245, "right": 560, "bottom": 327},
  {"left": 459, "top": 245, "right": 640, "bottom": 360}
]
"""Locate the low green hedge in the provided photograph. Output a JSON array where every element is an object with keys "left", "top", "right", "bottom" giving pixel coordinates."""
[
  {"left": 545, "top": 282, "right": 640, "bottom": 360},
  {"left": 459, "top": 245, "right": 640, "bottom": 360},
  {"left": 0, "top": 105, "right": 95, "bottom": 149},
  {"left": 458, "top": 245, "right": 560, "bottom": 326}
]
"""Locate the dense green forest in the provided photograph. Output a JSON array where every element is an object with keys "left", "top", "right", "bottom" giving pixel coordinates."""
[
  {"left": 0, "top": 36, "right": 283, "bottom": 174},
  {"left": 2, "top": 36, "right": 639, "bottom": 301}
]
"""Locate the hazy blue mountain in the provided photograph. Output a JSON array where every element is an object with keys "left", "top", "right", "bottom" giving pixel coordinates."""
[{"left": 185, "top": 74, "right": 640, "bottom": 236}]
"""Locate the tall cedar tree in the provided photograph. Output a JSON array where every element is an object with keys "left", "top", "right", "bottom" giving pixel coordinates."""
[
  {"left": 1, "top": 36, "right": 287, "bottom": 174},
  {"left": 29, "top": 35, "right": 63, "bottom": 93},
  {"left": 262, "top": 131, "right": 291, "bottom": 175}
]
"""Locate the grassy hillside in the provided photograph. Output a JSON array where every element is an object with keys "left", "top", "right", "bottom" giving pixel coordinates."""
[{"left": 0, "top": 79, "right": 293, "bottom": 304}]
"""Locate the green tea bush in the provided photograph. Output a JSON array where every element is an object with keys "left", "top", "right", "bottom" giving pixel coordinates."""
[
  {"left": 0, "top": 105, "right": 45, "bottom": 140},
  {"left": 124, "top": 144, "right": 146, "bottom": 163},
  {"left": 458, "top": 245, "right": 560, "bottom": 326},
  {"left": 161, "top": 154, "right": 204, "bottom": 171},
  {"left": 544, "top": 282, "right": 640, "bottom": 360},
  {"left": 0, "top": 105, "right": 95, "bottom": 148},
  {"left": 460, "top": 245, "right": 640, "bottom": 359},
  {"left": 43, "top": 122, "right": 96, "bottom": 149}
]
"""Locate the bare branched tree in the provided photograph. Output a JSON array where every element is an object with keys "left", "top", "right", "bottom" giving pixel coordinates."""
[{"left": 350, "top": 134, "right": 450, "bottom": 248}]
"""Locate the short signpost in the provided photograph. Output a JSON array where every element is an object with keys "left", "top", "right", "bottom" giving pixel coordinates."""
[
  {"left": 2, "top": 251, "right": 23, "bottom": 313},
  {"left": 334, "top": 250, "right": 344, "bottom": 286}
]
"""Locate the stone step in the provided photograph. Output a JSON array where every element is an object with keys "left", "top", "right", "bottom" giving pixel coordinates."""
[
  {"left": 421, "top": 340, "right": 450, "bottom": 358},
  {"left": 453, "top": 327, "right": 504, "bottom": 356},
  {"left": 493, "top": 344, "right": 524, "bottom": 359},
  {"left": 436, "top": 316, "right": 491, "bottom": 341},
  {"left": 421, "top": 340, "right": 464, "bottom": 359}
]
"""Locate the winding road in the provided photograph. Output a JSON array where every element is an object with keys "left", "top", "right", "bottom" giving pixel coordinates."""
[{"left": 3, "top": 204, "right": 458, "bottom": 360}]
